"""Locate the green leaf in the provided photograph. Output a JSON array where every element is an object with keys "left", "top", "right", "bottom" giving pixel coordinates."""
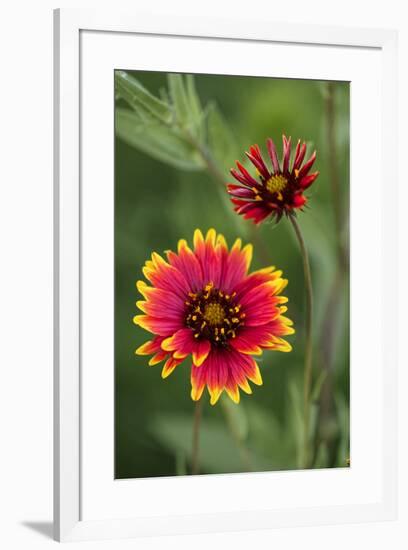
[
  {"left": 207, "top": 104, "right": 237, "bottom": 168},
  {"left": 167, "top": 73, "right": 190, "bottom": 126},
  {"left": 185, "top": 74, "right": 205, "bottom": 140},
  {"left": 115, "top": 70, "right": 172, "bottom": 124},
  {"left": 115, "top": 108, "right": 203, "bottom": 171},
  {"left": 186, "top": 75, "right": 202, "bottom": 123}
]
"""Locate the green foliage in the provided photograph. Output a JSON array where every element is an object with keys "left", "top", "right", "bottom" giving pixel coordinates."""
[
  {"left": 115, "top": 70, "right": 172, "bottom": 123},
  {"left": 167, "top": 73, "right": 191, "bottom": 127},
  {"left": 115, "top": 70, "right": 237, "bottom": 176},
  {"left": 116, "top": 108, "right": 202, "bottom": 171}
]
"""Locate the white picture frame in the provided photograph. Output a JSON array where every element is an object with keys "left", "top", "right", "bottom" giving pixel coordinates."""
[{"left": 54, "top": 8, "right": 398, "bottom": 543}]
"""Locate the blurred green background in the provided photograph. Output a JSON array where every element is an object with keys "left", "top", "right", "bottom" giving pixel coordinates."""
[{"left": 115, "top": 71, "right": 350, "bottom": 478}]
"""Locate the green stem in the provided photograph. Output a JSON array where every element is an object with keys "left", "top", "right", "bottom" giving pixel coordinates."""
[
  {"left": 311, "top": 81, "right": 349, "bottom": 468},
  {"left": 325, "top": 82, "right": 348, "bottom": 270},
  {"left": 191, "top": 399, "right": 202, "bottom": 475},
  {"left": 288, "top": 213, "right": 313, "bottom": 469}
]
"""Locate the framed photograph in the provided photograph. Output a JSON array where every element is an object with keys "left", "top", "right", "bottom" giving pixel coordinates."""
[{"left": 54, "top": 8, "right": 398, "bottom": 542}]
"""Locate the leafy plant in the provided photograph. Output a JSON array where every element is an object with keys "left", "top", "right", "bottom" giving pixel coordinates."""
[{"left": 115, "top": 71, "right": 237, "bottom": 176}]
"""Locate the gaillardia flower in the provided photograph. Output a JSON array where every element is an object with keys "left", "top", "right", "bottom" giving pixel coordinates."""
[
  {"left": 227, "top": 135, "right": 319, "bottom": 224},
  {"left": 134, "top": 229, "right": 294, "bottom": 405}
]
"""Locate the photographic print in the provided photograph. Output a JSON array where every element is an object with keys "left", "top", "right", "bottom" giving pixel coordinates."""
[{"left": 114, "top": 71, "right": 350, "bottom": 479}]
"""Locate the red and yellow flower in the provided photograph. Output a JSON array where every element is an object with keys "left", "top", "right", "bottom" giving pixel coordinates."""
[
  {"left": 134, "top": 229, "right": 294, "bottom": 405},
  {"left": 227, "top": 135, "right": 319, "bottom": 224}
]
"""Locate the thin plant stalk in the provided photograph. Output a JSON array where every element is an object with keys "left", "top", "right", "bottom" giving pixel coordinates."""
[
  {"left": 325, "top": 82, "right": 344, "bottom": 267},
  {"left": 288, "top": 213, "right": 314, "bottom": 469},
  {"left": 312, "top": 82, "right": 349, "bottom": 468},
  {"left": 191, "top": 399, "right": 203, "bottom": 475}
]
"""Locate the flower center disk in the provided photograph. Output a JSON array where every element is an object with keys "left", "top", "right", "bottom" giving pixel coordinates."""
[
  {"left": 265, "top": 174, "right": 287, "bottom": 194},
  {"left": 203, "top": 302, "right": 225, "bottom": 325},
  {"left": 185, "top": 282, "right": 245, "bottom": 346}
]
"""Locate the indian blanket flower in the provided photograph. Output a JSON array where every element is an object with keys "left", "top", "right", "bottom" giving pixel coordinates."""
[
  {"left": 227, "top": 135, "right": 319, "bottom": 224},
  {"left": 134, "top": 229, "right": 294, "bottom": 405}
]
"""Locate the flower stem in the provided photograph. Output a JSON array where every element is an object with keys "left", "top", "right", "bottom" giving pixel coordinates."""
[
  {"left": 312, "top": 81, "right": 349, "bottom": 468},
  {"left": 288, "top": 213, "right": 313, "bottom": 469},
  {"left": 191, "top": 399, "right": 203, "bottom": 475}
]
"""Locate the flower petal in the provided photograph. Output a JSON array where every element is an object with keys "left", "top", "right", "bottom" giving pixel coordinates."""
[
  {"left": 246, "top": 145, "right": 270, "bottom": 180},
  {"left": 190, "top": 364, "right": 207, "bottom": 401},
  {"left": 298, "top": 150, "right": 316, "bottom": 178},
  {"left": 192, "top": 339, "right": 211, "bottom": 367},
  {"left": 267, "top": 138, "right": 280, "bottom": 173},
  {"left": 234, "top": 322, "right": 294, "bottom": 352},
  {"left": 162, "top": 328, "right": 211, "bottom": 366},
  {"left": 292, "top": 194, "right": 307, "bottom": 208},
  {"left": 162, "top": 328, "right": 194, "bottom": 358},
  {"left": 231, "top": 161, "right": 260, "bottom": 187},
  {"left": 135, "top": 335, "right": 165, "bottom": 355},
  {"left": 148, "top": 350, "right": 169, "bottom": 366},
  {"left": 230, "top": 333, "right": 263, "bottom": 355},
  {"left": 282, "top": 135, "right": 292, "bottom": 173},
  {"left": 227, "top": 184, "right": 257, "bottom": 199},
  {"left": 294, "top": 141, "right": 307, "bottom": 169},
  {"left": 133, "top": 314, "right": 183, "bottom": 335},
  {"left": 193, "top": 228, "right": 222, "bottom": 287},
  {"left": 190, "top": 348, "right": 263, "bottom": 405},
  {"left": 231, "top": 199, "right": 272, "bottom": 225},
  {"left": 166, "top": 239, "right": 204, "bottom": 291},
  {"left": 299, "top": 171, "right": 319, "bottom": 190},
  {"left": 136, "top": 284, "right": 184, "bottom": 319},
  {"left": 218, "top": 237, "right": 253, "bottom": 293},
  {"left": 161, "top": 356, "right": 183, "bottom": 379},
  {"left": 234, "top": 267, "right": 280, "bottom": 299},
  {"left": 142, "top": 253, "right": 190, "bottom": 299},
  {"left": 240, "top": 280, "right": 288, "bottom": 326}
]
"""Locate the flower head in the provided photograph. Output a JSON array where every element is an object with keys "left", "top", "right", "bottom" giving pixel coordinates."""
[
  {"left": 134, "top": 229, "right": 294, "bottom": 405},
  {"left": 227, "top": 135, "right": 319, "bottom": 224}
]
